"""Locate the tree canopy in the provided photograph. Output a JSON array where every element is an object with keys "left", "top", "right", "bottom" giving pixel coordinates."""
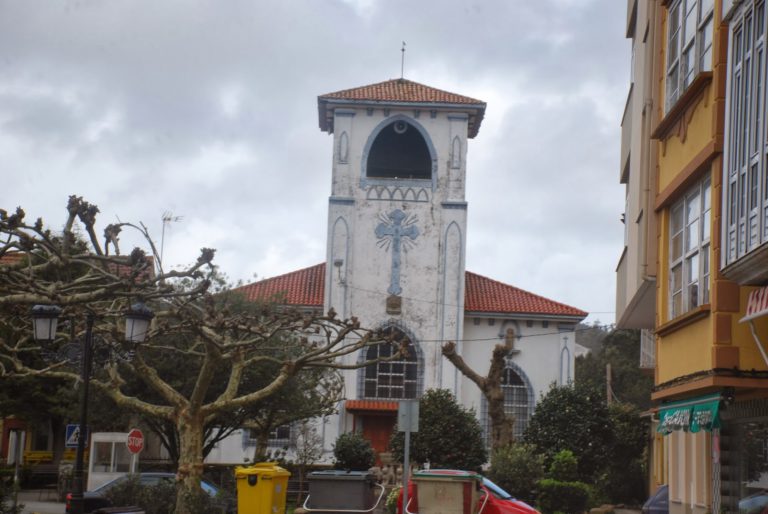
[{"left": 0, "top": 197, "right": 397, "bottom": 514}]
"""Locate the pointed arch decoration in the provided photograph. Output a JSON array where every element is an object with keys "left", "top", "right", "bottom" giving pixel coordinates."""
[
  {"left": 338, "top": 131, "right": 349, "bottom": 164},
  {"left": 450, "top": 136, "right": 461, "bottom": 169}
]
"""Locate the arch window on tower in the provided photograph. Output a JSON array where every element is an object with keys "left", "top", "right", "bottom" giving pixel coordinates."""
[
  {"left": 360, "top": 328, "right": 419, "bottom": 399},
  {"left": 366, "top": 120, "right": 432, "bottom": 180}
]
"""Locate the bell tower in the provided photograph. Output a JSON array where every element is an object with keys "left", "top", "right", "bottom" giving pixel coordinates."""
[{"left": 317, "top": 78, "right": 486, "bottom": 393}]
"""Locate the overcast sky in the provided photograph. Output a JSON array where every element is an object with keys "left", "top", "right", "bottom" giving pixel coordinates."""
[{"left": 1, "top": 0, "right": 629, "bottom": 325}]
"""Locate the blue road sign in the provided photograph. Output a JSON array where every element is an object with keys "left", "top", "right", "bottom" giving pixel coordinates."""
[{"left": 65, "top": 424, "right": 89, "bottom": 448}]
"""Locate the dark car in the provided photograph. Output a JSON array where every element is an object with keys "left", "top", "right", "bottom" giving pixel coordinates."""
[
  {"left": 641, "top": 484, "right": 669, "bottom": 514},
  {"left": 397, "top": 470, "right": 540, "bottom": 514},
  {"left": 65, "top": 472, "right": 224, "bottom": 514}
]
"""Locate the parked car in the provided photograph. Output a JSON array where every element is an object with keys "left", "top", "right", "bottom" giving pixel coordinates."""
[
  {"left": 65, "top": 472, "right": 228, "bottom": 514},
  {"left": 739, "top": 489, "right": 768, "bottom": 514},
  {"left": 641, "top": 484, "right": 669, "bottom": 514},
  {"left": 397, "top": 469, "right": 540, "bottom": 514}
]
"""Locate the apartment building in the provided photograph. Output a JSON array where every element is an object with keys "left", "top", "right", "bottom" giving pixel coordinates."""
[{"left": 618, "top": 1, "right": 768, "bottom": 512}]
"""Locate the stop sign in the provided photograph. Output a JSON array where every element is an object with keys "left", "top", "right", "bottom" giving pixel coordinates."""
[{"left": 126, "top": 428, "right": 144, "bottom": 454}]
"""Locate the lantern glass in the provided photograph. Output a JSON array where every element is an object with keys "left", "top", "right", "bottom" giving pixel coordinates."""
[
  {"left": 125, "top": 302, "right": 154, "bottom": 343},
  {"left": 30, "top": 305, "right": 62, "bottom": 342}
]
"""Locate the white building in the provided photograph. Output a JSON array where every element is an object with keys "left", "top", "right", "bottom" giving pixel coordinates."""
[{"left": 211, "top": 79, "right": 587, "bottom": 465}]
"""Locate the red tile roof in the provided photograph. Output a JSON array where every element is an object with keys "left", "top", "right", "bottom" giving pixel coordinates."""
[
  {"left": 235, "top": 263, "right": 587, "bottom": 319},
  {"left": 345, "top": 399, "right": 399, "bottom": 412},
  {"left": 320, "top": 79, "right": 485, "bottom": 105},
  {"left": 318, "top": 79, "right": 486, "bottom": 138},
  {"left": 464, "top": 271, "right": 587, "bottom": 318},
  {"left": 233, "top": 263, "right": 325, "bottom": 306}
]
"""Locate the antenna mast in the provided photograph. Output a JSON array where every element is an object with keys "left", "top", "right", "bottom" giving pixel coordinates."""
[
  {"left": 160, "top": 211, "right": 184, "bottom": 267},
  {"left": 401, "top": 41, "right": 406, "bottom": 79}
]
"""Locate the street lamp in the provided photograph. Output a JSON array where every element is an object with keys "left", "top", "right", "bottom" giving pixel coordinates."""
[{"left": 30, "top": 303, "right": 154, "bottom": 514}]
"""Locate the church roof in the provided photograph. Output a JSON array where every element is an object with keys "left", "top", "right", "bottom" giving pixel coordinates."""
[
  {"left": 234, "top": 263, "right": 587, "bottom": 319},
  {"left": 464, "top": 271, "right": 587, "bottom": 318},
  {"left": 318, "top": 79, "right": 486, "bottom": 138},
  {"left": 234, "top": 263, "right": 326, "bottom": 307}
]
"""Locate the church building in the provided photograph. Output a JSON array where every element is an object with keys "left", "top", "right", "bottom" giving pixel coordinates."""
[{"left": 229, "top": 78, "right": 587, "bottom": 462}]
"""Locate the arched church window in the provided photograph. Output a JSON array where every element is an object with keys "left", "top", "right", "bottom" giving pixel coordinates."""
[
  {"left": 366, "top": 120, "right": 431, "bottom": 180},
  {"left": 501, "top": 367, "right": 532, "bottom": 439},
  {"left": 362, "top": 328, "right": 418, "bottom": 399},
  {"left": 482, "top": 363, "right": 534, "bottom": 443}
]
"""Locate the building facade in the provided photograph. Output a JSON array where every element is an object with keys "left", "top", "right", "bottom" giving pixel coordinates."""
[
  {"left": 618, "top": 0, "right": 768, "bottom": 512},
  {"left": 225, "top": 79, "right": 587, "bottom": 465}
]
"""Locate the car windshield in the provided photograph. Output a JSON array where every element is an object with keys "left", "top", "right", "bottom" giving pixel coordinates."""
[{"left": 482, "top": 477, "right": 513, "bottom": 500}]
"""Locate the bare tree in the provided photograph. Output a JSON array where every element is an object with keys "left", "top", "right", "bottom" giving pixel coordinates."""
[
  {"left": 441, "top": 328, "right": 516, "bottom": 450},
  {"left": 0, "top": 197, "right": 396, "bottom": 514}
]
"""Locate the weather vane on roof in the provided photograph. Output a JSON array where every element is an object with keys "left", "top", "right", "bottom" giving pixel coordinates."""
[{"left": 401, "top": 41, "right": 406, "bottom": 79}]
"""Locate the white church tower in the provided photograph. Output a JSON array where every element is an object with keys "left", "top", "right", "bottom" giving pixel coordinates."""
[{"left": 318, "top": 79, "right": 486, "bottom": 452}]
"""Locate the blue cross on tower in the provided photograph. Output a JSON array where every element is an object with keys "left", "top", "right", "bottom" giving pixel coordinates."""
[{"left": 375, "top": 209, "right": 420, "bottom": 295}]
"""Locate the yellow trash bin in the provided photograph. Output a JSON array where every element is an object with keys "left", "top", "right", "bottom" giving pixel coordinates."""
[{"left": 235, "top": 462, "right": 291, "bottom": 514}]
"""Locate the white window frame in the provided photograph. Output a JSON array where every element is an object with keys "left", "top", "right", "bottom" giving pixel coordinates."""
[
  {"left": 669, "top": 177, "right": 711, "bottom": 319},
  {"left": 723, "top": 1, "right": 768, "bottom": 265},
  {"left": 666, "top": 0, "right": 715, "bottom": 111}
]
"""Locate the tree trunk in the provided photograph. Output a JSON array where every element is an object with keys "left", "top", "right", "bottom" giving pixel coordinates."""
[{"left": 175, "top": 410, "right": 205, "bottom": 514}]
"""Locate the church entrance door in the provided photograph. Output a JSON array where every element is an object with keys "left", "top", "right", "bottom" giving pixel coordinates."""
[{"left": 360, "top": 414, "right": 396, "bottom": 465}]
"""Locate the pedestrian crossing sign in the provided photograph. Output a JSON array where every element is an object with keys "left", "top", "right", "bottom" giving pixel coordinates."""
[{"left": 65, "top": 424, "right": 89, "bottom": 448}]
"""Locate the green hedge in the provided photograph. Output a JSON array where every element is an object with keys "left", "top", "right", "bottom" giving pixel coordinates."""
[{"left": 535, "top": 478, "right": 592, "bottom": 514}]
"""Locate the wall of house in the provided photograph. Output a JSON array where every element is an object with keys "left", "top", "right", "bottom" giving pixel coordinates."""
[{"left": 460, "top": 317, "right": 576, "bottom": 425}]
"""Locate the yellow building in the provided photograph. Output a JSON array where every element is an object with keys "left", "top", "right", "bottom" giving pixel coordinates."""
[{"left": 617, "top": 0, "right": 768, "bottom": 512}]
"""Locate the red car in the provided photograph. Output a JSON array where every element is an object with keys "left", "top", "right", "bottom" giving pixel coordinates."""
[{"left": 397, "top": 470, "right": 539, "bottom": 514}]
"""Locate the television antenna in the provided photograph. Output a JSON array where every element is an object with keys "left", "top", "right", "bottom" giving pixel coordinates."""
[{"left": 160, "top": 211, "right": 183, "bottom": 266}]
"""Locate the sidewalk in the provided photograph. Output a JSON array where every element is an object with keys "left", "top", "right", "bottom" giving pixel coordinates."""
[{"left": 16, "top": 490, "right": 66, "bottom": 514}]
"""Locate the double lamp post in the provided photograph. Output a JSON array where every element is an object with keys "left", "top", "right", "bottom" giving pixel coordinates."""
[{"left": 30, "top": 302, "right": 154, "bottom": 514}]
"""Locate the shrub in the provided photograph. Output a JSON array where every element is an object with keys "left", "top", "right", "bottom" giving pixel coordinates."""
[
  {"left": 390, "top": 389, "right": 487, "bottom": 471},
  {"left": 104, "top": 476, "right": 230, "bottom": 514},
  {"left": 547, "top": 450, "right": 579, "bottom": 482},
  {"left": 535, "top": 478, "right": 592, "bottom": 514},
  {"left": 333, "top": 432, "right": 375, "bottom": 470},
  {"left": 487, "top": 443, "right": 544, "bottom": 505},
  {"left": 386, "top": 486, "right": 402, "bottom": 514}
]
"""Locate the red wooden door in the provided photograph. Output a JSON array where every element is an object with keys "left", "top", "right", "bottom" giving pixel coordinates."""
[{"left": 361, "top": 415, "right": 396, "bottom": 464}]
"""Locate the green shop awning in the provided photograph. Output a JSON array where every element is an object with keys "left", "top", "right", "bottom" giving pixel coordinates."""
[{"left": 657, "top": 393, "right": 721, "bottom": 435}]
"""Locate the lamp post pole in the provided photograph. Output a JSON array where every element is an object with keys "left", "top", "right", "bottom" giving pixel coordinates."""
[
  {"left": 70, "top": 313, "right": 94, "bottom": 514},
  {"left": 30, "top": 301, "right": 153, "bottom": 514}
]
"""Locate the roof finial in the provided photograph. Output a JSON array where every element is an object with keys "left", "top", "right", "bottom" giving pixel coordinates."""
[{"left": 400, "top": 41, "right": 406, "bottom": 80}]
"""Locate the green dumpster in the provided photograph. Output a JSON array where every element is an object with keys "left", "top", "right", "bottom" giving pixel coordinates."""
[
  {"left": 235, "top": 462, "right": 291, "bottom": 514},
  {"left": 304, "top": 470, "right": 385, "bottom": 513}
]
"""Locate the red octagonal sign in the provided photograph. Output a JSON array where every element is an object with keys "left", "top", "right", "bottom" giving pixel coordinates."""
[{"left": 126, "top": 428, "right": 144, "bottom": 454}]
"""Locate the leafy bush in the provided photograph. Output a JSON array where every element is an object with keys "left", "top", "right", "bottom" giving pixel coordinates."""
[
  {"left": 390, "top": 389, "right": 487, "bottom": 471},
  {"left": 333, "top": 432, "right": 375, "bottom": 470},
  {"left": 535, "top": 478, "right": 592, "bottom": 514},
  {"left": 386, "top": 486, "right": 402, "bottom": 514},
  {"left": 547, "top": 450, "right": 578, "bottom": 482},
  {"left": 104, "top": 475, "right": 230, "bottom": 514},
  {"left": 487, "top": 443, "right": 544, "bottom": 505},
  {"left": 0, "top": 477, "right": 23, "bottom": 514}
]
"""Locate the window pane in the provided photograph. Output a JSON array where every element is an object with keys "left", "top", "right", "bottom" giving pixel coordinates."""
[
  {"left": 687, "top": 219, "right": 700, "bottom": 251},
  {"left": 700, "top": 0, "right": 714, "bottom": 16},
  {"left": 672, "top": 264, "right": 683, "bottom": 293},
  {"left": 700, "top": 21, "right": 713, "bottom": 72},
  {"left": 687, "top": 254, "right": 700, "bottom": 285}
]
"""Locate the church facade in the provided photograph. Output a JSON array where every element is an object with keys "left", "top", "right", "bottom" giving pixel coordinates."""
[{"left": 229, "top": 79, "right": 587, "bottom": 463}]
